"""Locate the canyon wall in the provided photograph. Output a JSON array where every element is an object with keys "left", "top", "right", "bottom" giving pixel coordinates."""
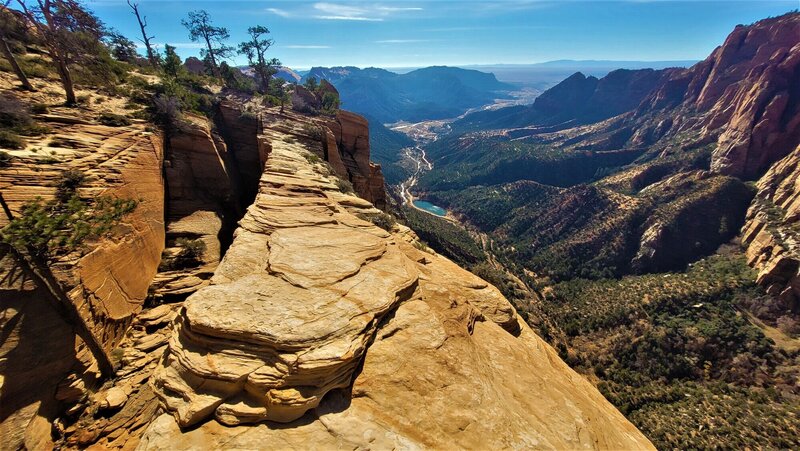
[
  {"left": 742, "top": 143, "right": 800, "bottom": 315},
  {"left": 0, "top": 90, "right": 165, "bottom": 449}
]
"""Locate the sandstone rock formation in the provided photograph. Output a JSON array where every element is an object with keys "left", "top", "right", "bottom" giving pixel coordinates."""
[
  {"left": 742, "top": 144, "right": 800, "bottom": 314},
  {"left": 0, "top": 75, "right": 165, "bottom": 450},
  {"left": 150, "top": 115, "right": 240, "bottom": 303},
  {"left": 145, "top": 116, "right": 653, "bottom": 449},
  {"left": 638, "top": 13, "right": 800, "bottom": 179}
]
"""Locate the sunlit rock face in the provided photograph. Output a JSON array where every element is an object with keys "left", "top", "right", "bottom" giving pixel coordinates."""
[{"left": 147, "top": 111, "right": 653, "bottom": 450}]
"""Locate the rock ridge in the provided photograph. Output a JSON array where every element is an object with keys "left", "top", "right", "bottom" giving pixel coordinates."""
[{"left": 146, "top": 110, "right": 654, "bottom": 449}]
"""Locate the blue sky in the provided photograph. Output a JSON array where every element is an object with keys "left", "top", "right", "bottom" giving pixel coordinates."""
[{"left": 87, "top": 1, "right": 798, "bottom": 69}]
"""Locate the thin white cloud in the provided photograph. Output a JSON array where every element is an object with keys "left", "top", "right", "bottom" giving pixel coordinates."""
[
  {"left": 284, "top": 45, "right": 332, "bottom": 49},
  {"left": 314, "top": 2, "right": 367, "bottom": 17},
  {"left": 376, "top": 39, "right": 429, "bottom": 44},
  {"left": 314, "top": 15, "right": 384, "bottom": 21},
  {"left": 376, "top": 6, "right": 424, "bottom": 12},
  {"left": 312, "top": 2, "right": 421, "bottom": 21},
  {"left": 266, "top": 8, "right": 291, "bottom": 18}
]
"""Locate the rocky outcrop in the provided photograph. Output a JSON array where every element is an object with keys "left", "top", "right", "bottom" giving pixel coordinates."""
[
  {"left": 698, "top": 15, "right": 800, "bottom": 178},
  {"left": 632, "top": 171, "right": 754, "bottom": 273},
  {"left": 145, "top": 116, "right": 653, "bottom": 449},
  {"left": 742, "top": 144, "right": 800, "bottom": 314},
  {"left": 150, "top": 115, "right": 240, "bottom": 303},
  {"left": 630, "top": 13, "right": 800, "bottom": 178},
  {"left": 324, "top": 109, "right": 387, "bottom": 209},
  {"left": 0, "top": 76, "right": 165, "bottom": 450},
  {"left": 289, "top": 85, "right": 321, "bottom": 114}
]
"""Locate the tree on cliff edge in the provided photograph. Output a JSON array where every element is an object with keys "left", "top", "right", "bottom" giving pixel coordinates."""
[
  {"left": 237, "top": 25, "right": 279, "bottom": 93},
  {"left": 0, "top": 1, "right": 34, "bottom": 90},
  {"left": 181, "top": 9, "right": 232, "bottom": 78},
  {"left": 17, "top": 0, "right": 105, "bottom": 105}
]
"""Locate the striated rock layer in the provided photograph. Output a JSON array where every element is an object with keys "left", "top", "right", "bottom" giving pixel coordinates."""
[
  {"left": 147, "top": 117, "right": 653, "bottom": 449},
  {"left": 742, "top": 144, "right": 800, "bottom": 313},
  {"left": 0, "top": 74, "right": 165, "bottom": 450}
]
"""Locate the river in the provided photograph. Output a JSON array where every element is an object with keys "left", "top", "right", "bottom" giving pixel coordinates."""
[
  {"left": 390, "top": 87, "right": 541, "bottom": 218},
  {"left": 395, "top": 143, "right": 449, "bottom": 217}
]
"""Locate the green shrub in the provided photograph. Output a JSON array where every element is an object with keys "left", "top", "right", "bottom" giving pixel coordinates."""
[
  {"left": 304, "top": 152, "right": 322, "bottom": 164},
  {"left": 37, "top": 156, "right": 59, "bottom": 164},
  {"left": 335, "top": 178, "right": 354, "bottom": 193},
  {"left": 301, "top": 124, "right": 323, "bottom": 140},
  {"left": 159, "top": 238, "right": 207, "bottom": 271},
  {"left": 55, "top": 169, "right": 87, "bottom": 201},
  {"left": 30, "top": 103, "right": 49, "bottom": 114},
  {"left": 0, "top": 150, "right": 11, "bottom": 166},
  {"left": 321, "top": 91, "right": 340, "bottom": 115},
  {"left": 0, "top": 130, "right": 25, "bottom": 149},
  {"left": 1, "top": 194, "right": 138, "bottom": 258},
  {"left": 97, "top": 112, "right": 131, "bottom": 127},
  {"left": 356, "top": 212, "right": 396, "bottom": 232},
  {"left": 240, "top": 110, "right": 258, "bottom": 121},
  {"left": 0, "top": 95, "right": 47, "bottom": 135}
]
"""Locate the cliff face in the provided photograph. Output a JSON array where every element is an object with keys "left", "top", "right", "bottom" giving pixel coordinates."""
[
  {"left": 636, "top": 13, "right": 800, "bottom": 179},
  {"left": 0, "top": 76, "right": 165, "bottom": 449},
  {"left": 144, "top": 110, "right": 652, "bottom": 449},
  {"left": 291, "top": 85, "right": 387, "bottom": 209},
  {"left": 149, "top": 115, "right": 240, "bottom": 303},
  {"left": 742, "top": 143, "right": 800, "bottom": 315}
]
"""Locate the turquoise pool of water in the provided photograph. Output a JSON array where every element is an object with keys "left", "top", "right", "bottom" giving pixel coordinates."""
[{"left": 413, "top": 200, "right": 448, "bottom": 217}]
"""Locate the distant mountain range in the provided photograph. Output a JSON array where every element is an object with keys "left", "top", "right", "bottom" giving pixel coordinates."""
[
  {"left": 459, "top": 60, "right": 697, "bottom": 88},
  {"left": 262, "top": 61, "right": 697, "bottom": 125},
  {"left": 452, "top": 68, "right": 672, "bottom": 132},
  {"left": 298, "top": 66, "right": 513, "bottom": 123}
]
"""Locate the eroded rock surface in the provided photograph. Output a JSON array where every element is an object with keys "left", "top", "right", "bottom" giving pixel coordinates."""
[
  {"left": 0, "top": 74, "right": 165, "bottom": 451},
  {"left": 147, "top": 121, "right": 653, "bottom": 449},
  {"left": 742, "top": 144, "right": 800, "bottom": 313}
]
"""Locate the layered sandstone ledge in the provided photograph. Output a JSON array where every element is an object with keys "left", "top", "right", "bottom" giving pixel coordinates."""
[
  {"left": 743, "top": 144, "right": 800, "bottom": 308},
  {"left": 146, "top": 119, "right": 653, "bottom": 449}
]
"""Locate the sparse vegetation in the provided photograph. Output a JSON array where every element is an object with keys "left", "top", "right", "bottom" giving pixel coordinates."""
[
  {"left": 0, "top": 150, "right": 12, "bottom": 166},
  {"left": 303, "top": 152, "right": 321, "bottom": 164},
  {"left": 0, "top": 130, "right": 24, "bottom": 149},
  {"left": 535, "top": 250, "right": 800, "bottom": 449},
  {"left": 335, "top": 177, "right": 354, "bottom": 194},
  {"left": 1, "top": 169, "right": 137, "bottom": 258},
  {"left": 356, "top": 211, "right": 396, "bottom": 232},
  {"left": 31, "top": 103, "right": 49, "bottom": 114},
  {"left": 301, "top": 124, "right": 323, "bottom": 140},
  {"left": 159, "top": 237, "right": 206, "bottom": 271},
  {"left": 98, "top": 112, "right": 132, "bottom": 127}
]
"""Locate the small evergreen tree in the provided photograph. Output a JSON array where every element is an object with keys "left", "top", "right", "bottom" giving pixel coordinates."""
[
  {"left": 237, "top": 25, "right": 278, "bottom": 93},
  {"left": 181, "top": 9, "right": 232, "bottom": 77},
  {"left": 304, "top": 76, "right": 318, "bottom": 91},
  {"left": 161, "top": 44, "right": 181, "bottom": 77},
  {"left": 17, "top": 0, "right": 106, "bottom": 105},
  {"left": 105, "top": 29, "right": 137, "bottom": 62}
]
